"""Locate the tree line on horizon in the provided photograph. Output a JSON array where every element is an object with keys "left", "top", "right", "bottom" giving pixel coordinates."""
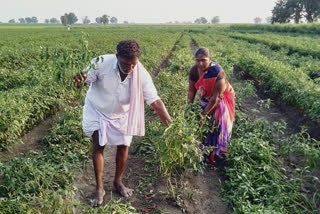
[
  {"left": 4, "top": 0, "right": 320, "bottom": 26},
  {"left": 272, "top": 0, "right": 320, "bottom": 23},
  {"left": 6, "top": 13, "right": 120, "bottom": 25},
  {"left": 7, "top": 13, "right": 221, "bottom": 25}
]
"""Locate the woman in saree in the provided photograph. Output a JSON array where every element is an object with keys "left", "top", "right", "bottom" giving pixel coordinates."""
[{"left": 187, "top": 47, "right": 235, "bottom": 166}]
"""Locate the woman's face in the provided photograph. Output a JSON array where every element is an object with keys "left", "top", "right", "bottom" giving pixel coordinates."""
[{"left": 195, "top": 54, "right": 211, "bottom": 72}]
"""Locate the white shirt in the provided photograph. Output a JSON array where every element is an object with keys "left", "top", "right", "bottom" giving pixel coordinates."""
[{"left": 85, "top": 54, "right": 159, "bottom": 117}]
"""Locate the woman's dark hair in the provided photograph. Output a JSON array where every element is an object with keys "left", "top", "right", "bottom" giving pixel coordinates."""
[
  {"left": 116, "top": 39, "right": 141, "bottom": 59},
  {"left": 195, "top": 47, "right": 211, "bottom": 58}
]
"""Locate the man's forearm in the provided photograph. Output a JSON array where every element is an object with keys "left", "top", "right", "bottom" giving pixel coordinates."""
[{"left": 150, "top": 99, "right": 172, "bottom": 126}]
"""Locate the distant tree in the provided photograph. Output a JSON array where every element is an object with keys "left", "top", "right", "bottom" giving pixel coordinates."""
[
  {"left": 271, "top": 0, "right": 320, "bottom": 23},
  {"left": 283, "top": 0, "right": 303, "bottom": 23},
  {"left": 67, "top": 13, "right": 78, "bottom": 24},
  {"left": 123, "top": 20, "right": 129, "bottom": 24},
  {"left": 45, "top": 19, "right": 50, "bottom": 24},
  {"left": 271, "top": 0, "right": 291, "bottom": 23},
  {"left": 60, "top": 15, "right": 68, "bottom": 26},
  {"left": 8, "top": 19, "right": 15, "bottom": 23},
  {"left": 50, "top": 18, "right": 59, "bottom": 24},
  {"left": 82, "top": 16, "right": 90, "bottom": 24},
  {"left": 31, "top": 16, "right": 38, "bottom": 23},
  {"left": 303, "top": 0, "right": 320, "bottom": 22},
  {"left": 25, "top": 17, "right": 33, "bottom": 23},
  {"left": 101, "top": 14, "right": 110, "bottom": 24},
  {"left": 254, "top": 17, "right": 262, "bottom": 24},
  {"left": 95, "top": 17, "right": 102, "bottom": 24},
  {"left": 110, "top": 16, "right": 118, "bottom": 24},
  {"left": 211, "top": 16, "right": 220, "bottom": 24},
  {"left": 194, "top": 17, "right": 208, "bottom": 24},
  {"left": 60, "top": 12, "right": 78, "bottom": 26},
  {"left": 18, "top": 18, "right": 26, "bottom": 24},
  {"left": 265, "top": 16, "right": 272, "bottom": 24}
]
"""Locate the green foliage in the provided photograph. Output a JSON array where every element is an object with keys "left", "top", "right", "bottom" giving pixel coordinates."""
[
  {"left": 229, "top": 32, "right": 320, "bottom": 59},
  {"left": 224, "top": 113, "right": 316, "bottom": 214},
  {"left": 0, "top": 84, "right": 66, "bottom": 151},
  {"left": 0, "top": 106, "right": 91, "bottom": 212},
  {"left": 280, "top": 128, "right": 320, "bottom": 169},
  {"left": 229, "top": 23, "right": 320, "bottom": 34}
]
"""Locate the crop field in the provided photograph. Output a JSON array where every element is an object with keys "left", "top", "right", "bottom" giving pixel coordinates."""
[{"left": 0, "top": 24, "right": 319, "bottom": 213}]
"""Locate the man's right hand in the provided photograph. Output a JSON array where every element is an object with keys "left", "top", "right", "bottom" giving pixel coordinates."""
[
  {"left": 150, "top": 99, "right": 172, "bottom": 127},
  {"left": 73, "top": 71, "right": 87, "bottom": 88}
]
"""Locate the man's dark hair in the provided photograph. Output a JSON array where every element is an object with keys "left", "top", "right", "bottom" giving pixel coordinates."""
[{"left": 116, "top": 39, "right": 141, "bottom": 59}]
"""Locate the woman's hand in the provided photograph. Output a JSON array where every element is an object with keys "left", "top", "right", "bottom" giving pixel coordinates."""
[{"left": 197, "top": 86, "right": 206, "bottom": 97}]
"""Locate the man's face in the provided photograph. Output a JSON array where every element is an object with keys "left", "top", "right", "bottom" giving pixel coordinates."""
[
  {"left": 117, "top": 55, "right": 138, "bottom": 74},
  {"left": 195, "top": 54, "right": 211, "bottom": 72}
]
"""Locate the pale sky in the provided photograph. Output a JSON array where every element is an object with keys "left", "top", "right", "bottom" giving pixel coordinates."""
[{"left": 1, "top": 0, "right": 277, "bottom": 24}]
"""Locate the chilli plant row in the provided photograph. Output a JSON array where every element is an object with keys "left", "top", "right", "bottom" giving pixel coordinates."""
[
  {"left": 0, "top": 30, "right": 179, "bottom": 88},
  {"left": 222, "top": 33, "right": 320, "bottom": 80},
  {"left": 227, "top": 32, "right": 320, "bottom": 59},
  {"left": 229, "top": 23, "right": 320, "bottom": 35},
  {"left": 0, "top": 84, "right": 67, "bottom": 151},
  {"left": 0, "top": 26, "right": 180, "bottom": 71}
]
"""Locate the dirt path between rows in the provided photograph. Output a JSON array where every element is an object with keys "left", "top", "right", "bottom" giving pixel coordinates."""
[
  {"left": 152, "top": 34, "right": 183, "bottom": 77},
  {"left": 0, "top": 110, "right": 64, "bottom": 162},
  {"left": 73, "top": 144, "right": 184, "bottom": 213}
]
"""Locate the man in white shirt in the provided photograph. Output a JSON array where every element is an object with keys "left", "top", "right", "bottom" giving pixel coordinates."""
[{"left": 75, "top": 40, "right": 172, "bottom": 206}]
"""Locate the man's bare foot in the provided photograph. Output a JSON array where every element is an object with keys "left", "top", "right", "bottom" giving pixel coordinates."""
[
  {"left": 93, "top": 189, "right": 105, "bottom": 207},
  {"left": 114, "top": 181, "right": 133, "bottom": 198}
]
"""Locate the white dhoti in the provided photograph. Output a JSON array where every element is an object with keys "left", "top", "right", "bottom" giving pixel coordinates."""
[{"left": 82, "top": 100, "right": 133, "bottom": 147}]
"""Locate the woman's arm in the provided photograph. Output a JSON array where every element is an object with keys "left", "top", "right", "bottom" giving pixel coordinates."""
[
  {"left": 187, "top": 80, "right": 197, "bottom": 103},
  {"left": 202, "top": 71, "right": 226, "bottom": 115}
]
